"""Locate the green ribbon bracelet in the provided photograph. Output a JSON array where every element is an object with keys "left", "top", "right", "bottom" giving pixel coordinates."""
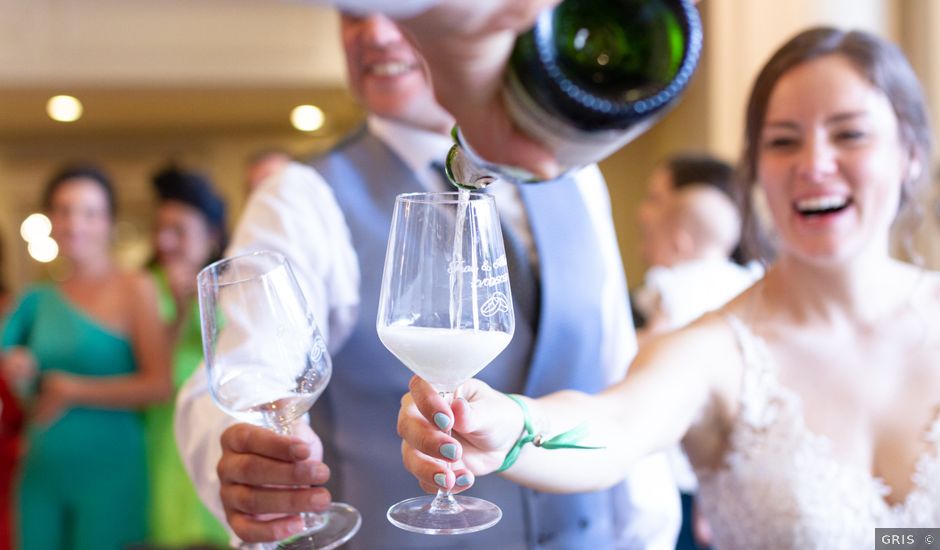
[{"left": 495, "top": 393, "right": 604, "bottom": 473}]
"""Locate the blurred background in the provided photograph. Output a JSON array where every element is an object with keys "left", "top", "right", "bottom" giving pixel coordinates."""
[{"left": 1, "top": 0, "right": 938, "bottom": 290}]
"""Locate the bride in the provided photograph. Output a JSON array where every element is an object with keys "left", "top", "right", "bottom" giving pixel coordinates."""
[{"left": 398, "top": 26, "right": 940, "bottom": 549}]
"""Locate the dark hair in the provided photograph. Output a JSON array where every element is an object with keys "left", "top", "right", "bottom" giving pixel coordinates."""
[
  {"left": 665, "top": 153, "right": 747, "bottom": 264},
  {"left": 42, "top": 164, "right": 117, "bottom": 219},
  {"left": 737, "top": 27, "right": 934, "bottom": 262},
  {"left": 152, "top": 164, "right": 229, "bottom": 264},
  {"left": 667, "top": 153, "right": 735, "bottom": 196}
]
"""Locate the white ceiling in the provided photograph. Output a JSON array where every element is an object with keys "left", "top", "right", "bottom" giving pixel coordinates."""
[
  {"left": 0, "top": 0, "right": 357, "bottom": 138},
  {"left": 0, "top": 0, "right": 346, "bottom": 88}
]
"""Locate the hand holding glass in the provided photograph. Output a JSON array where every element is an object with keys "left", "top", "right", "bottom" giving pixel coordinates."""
[
  {"left": 197, "top": 251, "right": 361, "bottom": 549},
  {"left": 377, "top": 192, "right": 515, "bottom": 534}
]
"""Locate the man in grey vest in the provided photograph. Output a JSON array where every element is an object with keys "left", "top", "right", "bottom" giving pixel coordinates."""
[{"left": 175, "top": 12, "right": 679, "bottom": 549}]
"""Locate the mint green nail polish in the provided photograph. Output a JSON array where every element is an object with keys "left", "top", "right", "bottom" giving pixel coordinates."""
[
  {"left": 434, "top": 473, "right": 447, "bottom": 488},
  {"left": 456, "top": 474, "right": 471, "bottom": 487},
  {"left": 440, "top": 443, "right": 458, "bottom": 460},
  {"left": 433, "top": 412, "right": 451, "bottom": 431}
]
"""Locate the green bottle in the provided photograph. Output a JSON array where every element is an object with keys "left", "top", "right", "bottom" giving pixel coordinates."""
[{"left": 448, "top": 0, "right": 702, "bottom": 187}]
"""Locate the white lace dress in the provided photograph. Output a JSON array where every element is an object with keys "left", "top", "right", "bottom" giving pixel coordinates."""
[{"left": 694, "top": 315, "right": 940, "bottom": 550}]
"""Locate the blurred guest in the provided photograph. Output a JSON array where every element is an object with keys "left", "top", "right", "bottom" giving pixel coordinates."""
[
  {"left": 634, "top": 155, "right": 760, "bottom": 341},
  {"left": 144, "top": 165, "right": 230, "bottom": 548},
  {"left": 245, "top": 149, "right": 292, "bottom": 195},
  {"left": 1, "top": 165, "right": 171, "bottom": 550},
  {"left": 0, "top": 238, "right": 8, "bottom": 314},
  {"left": 632, "top": 155, "right": 761, "bottom": 550},
  {"left": 0, "top": 237, "right": 20, "bottom": 550}
]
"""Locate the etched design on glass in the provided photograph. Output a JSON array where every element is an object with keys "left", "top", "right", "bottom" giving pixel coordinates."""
[{"left": 481, "top": 291, "right": 511, "bottom": 317}]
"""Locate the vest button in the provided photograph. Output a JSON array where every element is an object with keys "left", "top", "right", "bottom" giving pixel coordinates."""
[
  {"left": 537, "top": 532, "right": 555, "bottom": 545},
  {"left": 578, "top": 517, "right": 590, "bottom": 529}
]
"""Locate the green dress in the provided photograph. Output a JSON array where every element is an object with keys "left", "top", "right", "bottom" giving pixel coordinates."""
[
  {"left": 143, "top": 268, "right": 229, "bottom": 548},
  {"left": 1, "top": 284, "right": 147, "bottom": 550}
]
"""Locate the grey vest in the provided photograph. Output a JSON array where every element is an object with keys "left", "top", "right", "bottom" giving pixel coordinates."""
[{"left": 310, "top": 126, "right": 631, "bottom": 549}]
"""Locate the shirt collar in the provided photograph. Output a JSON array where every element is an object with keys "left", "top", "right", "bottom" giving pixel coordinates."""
[{"left": 367, "top": 115, "right": 453, "bottom": 188}]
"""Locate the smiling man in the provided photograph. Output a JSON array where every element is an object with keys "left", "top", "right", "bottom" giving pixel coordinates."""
[{"left": 176, "top": 12, "right": 679, "bottom": 550}]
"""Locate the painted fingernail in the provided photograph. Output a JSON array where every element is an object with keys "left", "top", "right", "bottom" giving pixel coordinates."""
[
  {"left": 455, "top": 474, "right": 472, "bottom": 487},
  {"left": 433, "top": 412, "right": 451, "bottom": 431},
  {"left": 440, "top": 443, "right": 458, "bottom": 460},
  {"left": 434, "top": 473, "right": 447, "bottom": 488}
]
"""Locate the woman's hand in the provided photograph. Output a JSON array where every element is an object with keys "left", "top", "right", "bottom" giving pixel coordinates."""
[
  {"left": 33, "top": 371, "right": 80, "bottom": 426},
  {"left": 1, "top": 347, "right": 37, "bottom": 394},
  {"left": 398, "top": 376, "right": 523, "bottom": 493}
]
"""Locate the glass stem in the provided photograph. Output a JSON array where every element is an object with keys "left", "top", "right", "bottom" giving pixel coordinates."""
[
  {"left": 429, "top": 389, "right": 462, "bottom": 514},
  {"left": 272, "top": 420, "right": 329, "bottom": 532}
]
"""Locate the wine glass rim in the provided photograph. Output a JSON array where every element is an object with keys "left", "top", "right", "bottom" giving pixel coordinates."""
[
  {"left": 198, "top": 250, "right": 289, "bottom": 286},
  {"left": 396, "top": 191, "right": 494, "bottom": 205}
]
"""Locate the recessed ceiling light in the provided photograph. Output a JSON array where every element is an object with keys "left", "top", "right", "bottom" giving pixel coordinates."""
[
  {"left": 28, "top": 237, "right": 59, "bottom": 263},
  {"left": 20, "top": 213, "right": 52, "bottom": 242},
  {"left": 47, "top": 95, "right": 83, "bottom": 122},
  {"left": 290, "top": 104, "right": 325, "bottom": 132}
]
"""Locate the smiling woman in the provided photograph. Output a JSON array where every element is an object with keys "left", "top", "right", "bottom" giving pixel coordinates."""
[
  {"left": 756, "top": 55, "right": 915, "bottom": 261},
  {"left": 398, "top": 26, "right": 940, "bottom": 550},
  {"left": 738, "top": 27, "right": 932, "bottom": 265}
]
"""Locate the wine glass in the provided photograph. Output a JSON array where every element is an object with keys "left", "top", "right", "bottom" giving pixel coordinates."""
[
  {"left": 197, "top": 250, "right": 361, "bottom": 550},
  {"left": 377, "top": 191, "right": 515, "bottom": 535}
]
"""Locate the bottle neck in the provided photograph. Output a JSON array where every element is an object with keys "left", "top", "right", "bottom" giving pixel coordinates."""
[{"left": 509, "top": 0, "right": 702, "bottom": 132}]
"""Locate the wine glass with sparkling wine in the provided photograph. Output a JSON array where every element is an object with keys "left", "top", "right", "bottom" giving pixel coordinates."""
[
  {"left": 377, "top": 191, "right": 515, "bottom": 535},
  {"left": 197, "top": 250, "right": 361, "bottom": 549}
]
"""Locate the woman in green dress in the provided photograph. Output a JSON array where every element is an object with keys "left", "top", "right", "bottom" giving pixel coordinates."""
[
  {"left": 1, "top": 165, "right": 172, "bottom": 550},
  {"left": 146, "top": 165, "right": 230, "bottom": 548}
]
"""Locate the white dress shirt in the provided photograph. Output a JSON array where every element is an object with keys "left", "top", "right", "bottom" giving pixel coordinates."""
[{"left": 175, "top": 116, "right": 679, "bottom": 549}]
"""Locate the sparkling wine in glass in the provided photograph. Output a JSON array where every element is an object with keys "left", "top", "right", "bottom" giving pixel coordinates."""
[
  {"left": 377, "top": 191, "right": 515, "bottom": 535},
  {"left": 197, "top": 250, "right": 361, "bottom": 549}
]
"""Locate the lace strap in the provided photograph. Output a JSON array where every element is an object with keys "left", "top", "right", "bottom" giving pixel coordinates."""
[
  {"left": 926, "top": 405, "right": 940, "bottom": 446},
  {"left": 721, "top": 313, "right": 783, "bottom": 429}
]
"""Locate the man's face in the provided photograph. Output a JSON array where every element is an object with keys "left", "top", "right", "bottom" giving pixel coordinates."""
[{"left": 341, "top": 14, "right": 436, "bottom": 121}]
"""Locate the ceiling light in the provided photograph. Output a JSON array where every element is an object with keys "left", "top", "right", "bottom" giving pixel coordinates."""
[
  {"left": 28, "top": 237, "right": 59, "bottom": 263},
  {"left": 290, "top": 105, "right": 325, "bottom": 132},
  {"left": 20, "top": 213, "right": 52, "bottom": 242},
  {"left": 47, "top": 95, "right": 83, "bottom": 122}
]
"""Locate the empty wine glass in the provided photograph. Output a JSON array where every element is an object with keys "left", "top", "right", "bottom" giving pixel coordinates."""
[
  {"left": 197, "top": 250, "right": 361, "bottom": 549},
  {"left": 377, "top": 191, "right": 514, "bottom": 535}
]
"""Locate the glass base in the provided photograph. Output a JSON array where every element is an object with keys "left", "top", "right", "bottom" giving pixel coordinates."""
[
  {"left": 278, "top": 502, "right": 361, "bottom": 550},
  {"left": 387, "top": 495, "right": 502, "bottom": 535}
]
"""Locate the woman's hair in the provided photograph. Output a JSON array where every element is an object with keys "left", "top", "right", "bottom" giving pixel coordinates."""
[
  {"left": 41, "top": 164, "right": 118, "bottom": 219},
  {"left": 152, "top": 164, "right": 229, "bottom": 265},
  {"left": 736, "top": 27, "right": 934, "bottom": 262}
]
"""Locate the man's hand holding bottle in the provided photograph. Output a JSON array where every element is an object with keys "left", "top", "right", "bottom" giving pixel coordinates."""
[{"left": 397, "top": 0, "right": 701, "bottom": 182}]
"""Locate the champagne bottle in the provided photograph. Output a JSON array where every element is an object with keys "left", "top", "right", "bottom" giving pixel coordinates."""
[{"left": 447, "top": 0, "right": 702, "bottom": 187}]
